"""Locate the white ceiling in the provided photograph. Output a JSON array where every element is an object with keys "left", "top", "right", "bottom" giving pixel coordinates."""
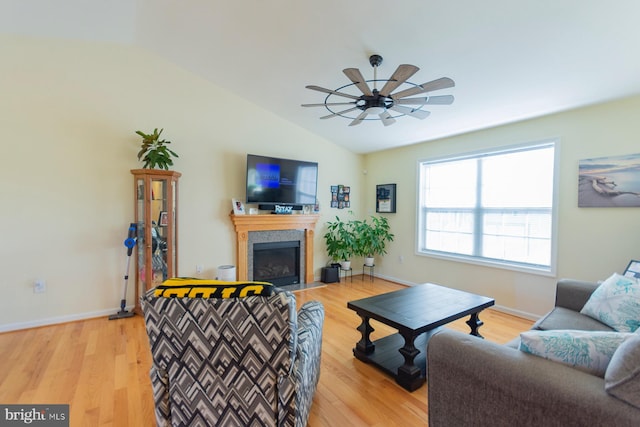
[{"left": 3, "top": 0, "right": 640, "bottom": 153}]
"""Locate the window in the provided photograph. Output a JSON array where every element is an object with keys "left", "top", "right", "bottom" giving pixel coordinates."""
[{"left": 417, "top": 141, "right": 557, "bottom": 273}]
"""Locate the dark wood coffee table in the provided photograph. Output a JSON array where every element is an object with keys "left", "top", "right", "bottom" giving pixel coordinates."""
[{"left": 347, "top": 283, "right": 495, "bottom": 391}]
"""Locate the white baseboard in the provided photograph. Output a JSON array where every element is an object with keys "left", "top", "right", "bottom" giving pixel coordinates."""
[
  {"left": 0, "top": 306, "right": 136, "bottom": 333},
  {"left": 491, "top": 304, "right": 539, "bottom": 321},
  {"left": 3, "top": 275, "right": 541, "bottom": 333}
]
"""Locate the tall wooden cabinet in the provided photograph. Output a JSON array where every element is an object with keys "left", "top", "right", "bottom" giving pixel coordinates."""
[{"left": 131, "top": 169, "right": 181, "bottom": 314}]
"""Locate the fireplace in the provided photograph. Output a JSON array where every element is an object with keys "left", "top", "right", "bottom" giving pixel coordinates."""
[
  {"left": 229, "top": 213, "right": 319, "bottom": 283},
  {"left": 253, "top": 241, "right": 300, "bottom": 286}
]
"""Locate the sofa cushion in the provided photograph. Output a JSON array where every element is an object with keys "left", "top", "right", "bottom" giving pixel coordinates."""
[
  {"left": 532, "top": 307, "right": 614, "bottom": 332},
  {"left": 519, "top": 330, "right": 632, "bottom": 377},
  {"left": 580, "top": 273, "right": 640, "bottom": 332},
  {"left": 605, "top": 332, "right": 640, "bottom": 408},
  {"left": 153, "top": 277, "right": 275, "bottom": 298}
]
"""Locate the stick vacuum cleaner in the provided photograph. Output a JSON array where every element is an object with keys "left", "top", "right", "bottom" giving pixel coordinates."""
[{"left": 109, "top": 223, "right": 137, "bottom": 320}]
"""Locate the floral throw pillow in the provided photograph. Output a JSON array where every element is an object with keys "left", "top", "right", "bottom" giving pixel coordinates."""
[
  {"left": 605, "top": 330, "right": 640, "bottom": 408},
  {"left": 580, "top": 273, "right": 640, "bottom": 332},
  {"left": 519, "top": 330, "right": 632, "bottom": 377}
]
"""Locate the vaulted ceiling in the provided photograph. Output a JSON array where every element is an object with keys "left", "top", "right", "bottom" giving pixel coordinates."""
[{"left": 4, "top": 0, "right": 640, "bottom": 153}]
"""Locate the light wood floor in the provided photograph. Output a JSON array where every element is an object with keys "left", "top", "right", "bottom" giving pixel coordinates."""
[{"left": 0, "top": 278, "right": 533, "bottom": 426}]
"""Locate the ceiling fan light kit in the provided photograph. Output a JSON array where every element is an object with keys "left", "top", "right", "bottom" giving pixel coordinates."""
[{"left": 302, "top": 54, "right": 455, "bottom": 127}]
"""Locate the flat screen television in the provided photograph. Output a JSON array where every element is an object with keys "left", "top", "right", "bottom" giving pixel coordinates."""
[{"left": 246, "top": 154, "right": 318, "bottom": 206}]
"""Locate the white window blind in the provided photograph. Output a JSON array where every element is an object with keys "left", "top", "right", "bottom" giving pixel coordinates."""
[{"left": 417, "top": 141, "right": 557, "bottom": 272}]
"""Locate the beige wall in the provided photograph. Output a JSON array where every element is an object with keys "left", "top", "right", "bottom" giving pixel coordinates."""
[
  {"left": 364, "top": 95, "right": 640, "bottom": 318},
  {"left": 0, "top": 35, "right": 363, "bottom": 331},
  {"left": 2, "top": 34, "right": 639, "bottom": 331}
]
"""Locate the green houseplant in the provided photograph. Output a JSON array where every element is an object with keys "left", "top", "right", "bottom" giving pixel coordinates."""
[
  {"left": 354, "top": 216, "right": 394, "bottom": 266},
  {"left": 135, "top": 128, "right": 179, "bottom": 170},
  {"left": 323, "top": 215, "right": 357, "bottom": 269}
]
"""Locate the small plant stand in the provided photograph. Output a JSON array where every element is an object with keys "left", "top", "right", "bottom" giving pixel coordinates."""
[
  {"left": 362, "top": 264, "right": 375, "bottom": 282},
  {"left": 341, "top": 267, "right": 353, "bottom": 283}
]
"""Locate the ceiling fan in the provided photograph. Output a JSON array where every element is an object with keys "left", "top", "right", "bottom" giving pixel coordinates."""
[{"left": 302, "top": 54, "right": 455, "bottom": 127}]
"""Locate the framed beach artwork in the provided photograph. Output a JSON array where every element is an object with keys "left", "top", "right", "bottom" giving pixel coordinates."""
[{"left": 578, "top": 152, "right": 640, "bottom": 207}]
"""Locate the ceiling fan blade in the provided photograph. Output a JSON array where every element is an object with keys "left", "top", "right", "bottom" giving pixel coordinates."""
[
  {"left": 391, "top": 77, "right": 455, "bottom": 99},
  {"left": 349, "top": 111, "right": 369, "bottom": 126},
  {"left": 320, "top": 106, "right": 360, "bottom": 120},
  {"left": 389, "top": 105, "right": 431, "bottom": 120},
  {"left": 379, "top": 111, "right": 396, "bottom": 127},
  {"left": 378, "top": 64, "right": 420, "bottom": 97},
  {"left": 301, "top": 102, "right": 357, "bottom": 107},
  {"left": 305, "top": 85, "right": 361, "bottom": 100},
  {"left": 393, "top": 95, "right": 455, "bottom": 105},
  {"left": 343, "top": 68, "right": 373, "bottom": 96}
]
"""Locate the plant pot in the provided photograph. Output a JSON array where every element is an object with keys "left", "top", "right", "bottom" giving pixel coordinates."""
[
  {"left": 340, "top": 260, "right": 351, "bottom": 270},
  {"left": 364, "top": 257, "right": 375, "bottom": 267}
]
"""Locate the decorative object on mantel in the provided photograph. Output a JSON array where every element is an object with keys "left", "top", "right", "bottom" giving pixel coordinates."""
[
  {"left": 578, "top": 152, "right": 640, "bottom": 207},
  {"left": 232, "top": 198, "right": 245, "bottom": 215},
  {"left": 135, "top": 128, "right": 179, "bottom": 170},
  {"left": 274, "top": 205, "right": 293, "bottom": 215},
  {"left": 330, "top": 185, "right": 350, "bottom": 209},
  {"left": 302, "top": 54, "right": 454, "bottom": 126},
  {"left": 376, "top": 183, "right": 396, "bottom": 213}
]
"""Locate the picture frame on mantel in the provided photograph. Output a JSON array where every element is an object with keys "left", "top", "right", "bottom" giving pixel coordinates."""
[
  {"left": 232, "top": 198, "right": 245, "bottom": 215},
  {"left": 376, "top": 184, "right": 396, "bottom": 213}
]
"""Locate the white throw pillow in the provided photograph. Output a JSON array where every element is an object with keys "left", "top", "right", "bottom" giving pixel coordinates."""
[
  {"left": 605, "top": 331, "right": 640, "bottom": 408},
  {"left": 519, "top": 330, "right": 632, "bottom": 377},
  {"left": 580, "top": 273, "right": 640, "bottom": 332}
]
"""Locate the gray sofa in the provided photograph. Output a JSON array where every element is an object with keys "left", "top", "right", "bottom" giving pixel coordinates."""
[{"left": 427, "top": 278, "right": 640, "bottom": 427}]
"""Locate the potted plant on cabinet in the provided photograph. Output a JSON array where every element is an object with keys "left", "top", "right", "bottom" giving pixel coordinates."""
[
  {"left": 323, "top": 216, "right": 357, "bottom": 270},
  {"left": 135, "top": 128, "right": 179, "bottom": 170},
  {"left": 354, "top": 216, "right": 394, "bottom": 266}
]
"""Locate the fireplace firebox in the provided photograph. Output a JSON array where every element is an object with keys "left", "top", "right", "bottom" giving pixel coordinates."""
[{"left": 253, "top": 240, "right": 301, "bottom": 286}]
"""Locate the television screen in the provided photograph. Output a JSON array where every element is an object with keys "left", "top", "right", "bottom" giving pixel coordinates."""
[{"left": 246, "top": 154, "right": 318, "bottom": 205}]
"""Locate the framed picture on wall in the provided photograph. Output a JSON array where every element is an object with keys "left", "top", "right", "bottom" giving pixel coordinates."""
[
  {"left": 376, "top": 184, "right": 396, "bottom": 213},
  {"left": 331, "top": 185, "right": 351, "bottom": 209}
]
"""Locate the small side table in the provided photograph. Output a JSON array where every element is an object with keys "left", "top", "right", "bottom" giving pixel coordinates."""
[
  {"left": 341, "top": 267, "right": 353, "bottom": 283},
  {"left": 362, "top": 264, "right": 375, "bottom": 282}
]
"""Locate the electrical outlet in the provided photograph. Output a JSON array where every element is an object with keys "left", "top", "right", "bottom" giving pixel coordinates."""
[
  {"left": 34, "top": 280, "right": 46, "bottom": 294},
  {"left": 398, "top": 255, "right": 404, "bottom": 264},
  {"left": 196, "top": 264, "right": 203, "bottom": 274}
]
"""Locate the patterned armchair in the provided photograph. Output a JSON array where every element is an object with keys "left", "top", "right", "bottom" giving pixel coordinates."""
[{"left": 141, "top": 281, "right": 324, "bottom": 427}]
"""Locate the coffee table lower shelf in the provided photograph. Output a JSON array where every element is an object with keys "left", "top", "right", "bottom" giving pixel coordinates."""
[{"left": 353, "top": 329, "right": 440, "bottom": 391}]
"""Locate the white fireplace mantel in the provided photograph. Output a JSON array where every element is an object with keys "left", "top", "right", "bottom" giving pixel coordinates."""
[{"left": 229, "top": 213, "right": 319, "bottom": 283}]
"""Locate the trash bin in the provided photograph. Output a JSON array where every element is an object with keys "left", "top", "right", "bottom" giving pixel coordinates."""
[{"left": 217, "top": 265, "right": 236, "bottom": 281}]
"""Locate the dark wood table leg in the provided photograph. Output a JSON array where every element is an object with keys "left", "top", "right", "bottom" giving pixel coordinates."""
[
  {"left": 466, "top": 311, "right": 485, "bottom": 338},
  {"left": 396, "top": 330, "right": 423, "bottom": 391},
  {"left": 353, "top": 315, "right": 375, "bottom": 358}
]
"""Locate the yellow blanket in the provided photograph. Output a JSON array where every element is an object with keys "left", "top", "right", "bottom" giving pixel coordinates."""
[{"left": 153, "top": 278, "right": 274, "bottom": 299}]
